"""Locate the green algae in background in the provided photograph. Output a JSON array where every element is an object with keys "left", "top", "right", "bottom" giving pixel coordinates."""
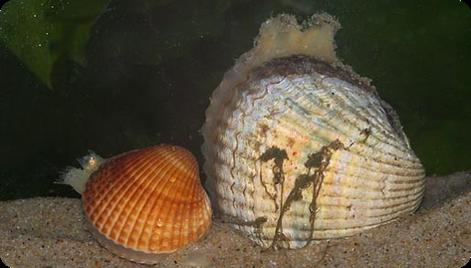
[
  {"left": 0, "top": 0, "right": 470, "bottom": 200},
  {"left": 0, "top": 0, "right": 110, "bottom": 88}
]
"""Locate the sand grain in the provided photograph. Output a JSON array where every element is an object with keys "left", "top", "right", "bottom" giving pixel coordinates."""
[{"left": 1, "top": 172, "right": 470, "bottom": 267}]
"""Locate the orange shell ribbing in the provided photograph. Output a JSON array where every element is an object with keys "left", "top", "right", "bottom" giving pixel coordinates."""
[{"left": 82, "top": 144, "right": 212, "bottom": 259}]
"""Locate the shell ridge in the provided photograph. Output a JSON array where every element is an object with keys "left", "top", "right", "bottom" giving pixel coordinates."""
[
  {"left": 190, "top": 179, "right": 207, "bottom": 240},
  {"left": 139, "top": 150, "right": 188, "bottom": 252},
  {"left": 106, "top": 148, "right": 173, "bottom": 242},
  {"left": 317, "top": 190, "right": 424, "bottom": 209},
  {"left": 315, "top": 178, "right": 425, "bottom": 198},
  {"left": 321, "top": 80, "right": 411, "bottom": 152},
  {"left": 105, "top": 147, "right": 176, "bottom": 241},
  {"left": 180, "top": 171, "right": 198, "bottom": 246},
  {"left": 284, "top": 74, "right": 419, "bottom": 162},
  {"left": 316, "top": 198, "right": 423, "bottom": 226},
  {"left": 295, "top": 79, "right": 418, "bottom": 161},
  {"left": 277, "top": 110, "right": 422, "bottom": 169},
  {"left": 325, "top": 156, "right": 424, "bottom": 179},
  {"left": 320, "top": 192, "right": 422, "bottom": 213},
  {"left": 227, "top": 81, "right": 253, "bottom": 222},
  {"left": 233, "top": 78, "right": 281, "bottom": 232},
  {"left": 148, "top": 149, "right": 207, "bottom": 253},
  {"left": 130, "top": 148, "right": 189, "bottom": 250},
  {"left": 85, "top": 156, "right": 131, "bottom": 218},
  {"left": 87, "top": 148, "right": 158, "bottom": 223},
  {"left": 164, "top": 152, "right": 199, "bottom": 250},
  {"left": 332, "top": 84, "right": 401, "bottom": 143}
]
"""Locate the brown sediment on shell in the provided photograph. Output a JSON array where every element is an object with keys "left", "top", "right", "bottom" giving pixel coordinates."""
[
  {"left": 234, "top": 55, "right": 408, "bottom": 145},
  {"left": 82, "top": 144, "right": 212, "bottom": 263},
  {"left": 251, "top": 55, "right": 377, "bottom": 96},
  {"left": 262, "top": 140, "right": 348, "bottom": 250}
]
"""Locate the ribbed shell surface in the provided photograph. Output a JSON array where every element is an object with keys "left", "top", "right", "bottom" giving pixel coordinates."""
[
  {"left": 83, "top": 144, "right": 212, "bottom": 260},
  {"left": 202, "top": 56, "right": 425, "bottom": 249}
]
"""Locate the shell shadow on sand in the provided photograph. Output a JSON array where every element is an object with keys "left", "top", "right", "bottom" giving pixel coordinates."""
[{"left": 0, "top": 171, "right": 469, "bottom": 268}]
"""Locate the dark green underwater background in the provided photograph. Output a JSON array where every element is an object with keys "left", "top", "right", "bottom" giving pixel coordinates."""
[{"left": 0, "top": 0, "right": 470, "bottom": 200}]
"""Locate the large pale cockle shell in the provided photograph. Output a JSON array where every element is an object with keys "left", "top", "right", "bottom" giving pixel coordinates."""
[
  {"left": 60, "top": 144, "right": 212, "bottom": 263},
  {"left": 201, "top": 14, "right": 425, "bottom": 249}
]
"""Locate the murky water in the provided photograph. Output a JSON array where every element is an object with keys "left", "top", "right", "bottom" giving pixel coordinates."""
[{"left": 0, "top": 0, "right": 470, "bottom": 200}]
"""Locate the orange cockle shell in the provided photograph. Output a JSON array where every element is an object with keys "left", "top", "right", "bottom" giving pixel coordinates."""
[{"left": 82, "top": 144, "right": 212, "bottom": 263}]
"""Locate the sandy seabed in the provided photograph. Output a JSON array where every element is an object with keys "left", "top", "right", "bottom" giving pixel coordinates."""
[{"left": 0, "top": 172, "right": 470, "bottom": 268}]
